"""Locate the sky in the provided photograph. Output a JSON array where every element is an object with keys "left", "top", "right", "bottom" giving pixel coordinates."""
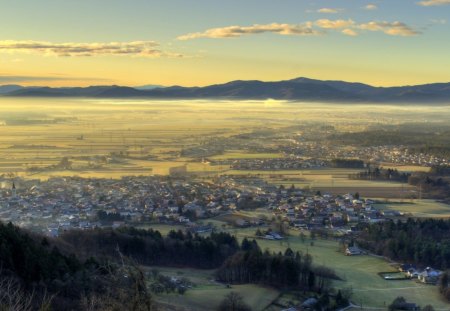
[{"left": 0, "top": 0, "right": 449, "bottom": 87}]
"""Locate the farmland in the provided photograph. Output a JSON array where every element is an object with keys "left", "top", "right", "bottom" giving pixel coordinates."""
[{"left": 1, "top": 98, "right": 448, "bottom": 180}]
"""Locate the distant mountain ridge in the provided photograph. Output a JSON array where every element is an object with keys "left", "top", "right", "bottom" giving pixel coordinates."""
[{"left": 2, "top": 77, "right": 450, "bottom": 103}]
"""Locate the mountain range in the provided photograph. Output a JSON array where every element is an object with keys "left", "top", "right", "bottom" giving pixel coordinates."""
[{"left": 1, "top": 77, "right": 450, "bottom": 103}]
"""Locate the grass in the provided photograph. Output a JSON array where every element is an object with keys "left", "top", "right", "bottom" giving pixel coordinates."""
[
  {"left": 224, "top": 228, "right": 450, "bottom": 309},
  {"left": 380, "top": 164, "right": 432, "bottom": 173},
  {"left": 134, "top": 223, "right": 185, "bottom": 235},
  {"left": 220, "top": 168, "right": 415, "bottom": 198},
  {"left": 143, "top": 266, "right": 279, "bottom": 311},
  {"left": 374, "top": 199, "right": 450, "bottom": 218},
  {"left": 142, "top": 227, "right": 450, "bottom": 309}
]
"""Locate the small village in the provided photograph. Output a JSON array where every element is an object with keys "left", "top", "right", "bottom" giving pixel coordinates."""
[
  {"left": 1, "top": 174, "right": 443, "bottom": 284},
  {"left": 0, "top": 175, "right": 400, "bottom": 236}
]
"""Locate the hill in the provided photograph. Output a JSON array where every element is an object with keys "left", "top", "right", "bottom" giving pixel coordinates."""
[{"left": 2, "top": 78, "right": 450, "bottom": 103}]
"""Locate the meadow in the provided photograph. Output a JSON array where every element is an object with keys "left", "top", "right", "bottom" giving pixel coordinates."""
[
  {"left": 149, "top": 265, "right": 279, "bottom": 311},
  {"left": 374, "top": 199, "right": 450, "bottom": 218},
  {"left": 143, "top": 223, "right": 449, "bottom": 310}
]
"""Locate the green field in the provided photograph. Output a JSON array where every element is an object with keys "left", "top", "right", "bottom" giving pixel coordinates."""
[
  {"left": 375, "top": 199, "right": 450, "bottom": 218},
  {"left": 135, "top": 223, "right": 186, "bottom": 235},
  {"left": 243, "top": 232, "right": 449, "bottom": 309},
  {"left": 144, "top": 223, "right": 450, "bottom": 309},
  {"left": 144, "top": 266, "right": 279, "bottom": 311}
]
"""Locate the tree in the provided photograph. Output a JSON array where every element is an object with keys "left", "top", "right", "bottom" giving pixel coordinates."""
[
  {"left": 218, "top": 292, "right": 252, "bottom": 311},
  {"left": 58, "top": 156, "right": 72, "bottom": 169},
  {"left": 422, "top": 305, "right": 435, "bottom": 311},
  {"left": 255, "top": 229, "right": 263, "bottom": 237},
  {"left": 388, "top": 296, "right": 406, "bottom": 311},
  {"left": 335, "top": 289, "right": 349, "bottom": 308},
  {"left": 439, "top": 271, "right": 449, "bottom": 294}
]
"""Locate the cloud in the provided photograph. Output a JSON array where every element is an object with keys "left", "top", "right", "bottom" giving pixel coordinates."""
[
  {"left": 315, "top": 19, "right": 355, "bottom": 29},
  {"left": 418, "top": 0, "right": 450, "bottom": 6},
  {"left": 0, "top": 40, "right": 183, "bottom": 58},
  {"left": 178, "top": 20, "right": 419, "bottom": 40},
  {"left": 177, "top": 23, "right": 323, "bottom": 40},
  {"left": 358, "top": 21, "right": 420, "bottom": 36},
  {"left": 0, "top": 74, "right": 111, "bottom": 83},
  {"left": 364, "top": 4, "right": 378, "bottom": 10},
  {"left": 342, "top": 29, "right": 358, "bottom": 36},
  {"left": 431, "top": 18, "right": 447, "bottom": 24},
  {"left": 317, "top": 8, "right": 342, "bottom": 14}
]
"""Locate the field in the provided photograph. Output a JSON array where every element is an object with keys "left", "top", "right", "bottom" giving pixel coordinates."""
[
  {"left": 141, "top": 222, "right": 449, "bottom": 309},
  {"left": 2, "top": 98, "right": 448, "bottom": 200},
  {"left": 221, "top": 169, "right": 416, "bottom": 198},
  {"left": 1, "top": 99, "right": 448, "bottom": 182},
  {"left": 228, "top": 230, "right": 450, "bottom": 309},
  {"left": 143, "top": 266, "right": 279, "bottom": 311},
  {"left": 210, "top": 152, "right": 284, "bottom": 160},
  {"left": 374, "top": 199, "right": 450, "bottom": 218},
  {"left": 380, "top": 164, "right": 432, "bottom": 173}
]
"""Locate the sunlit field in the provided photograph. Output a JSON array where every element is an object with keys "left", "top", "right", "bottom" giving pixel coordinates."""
[{"left": 1, "top": 98, "right": 449, "bottom": 186}]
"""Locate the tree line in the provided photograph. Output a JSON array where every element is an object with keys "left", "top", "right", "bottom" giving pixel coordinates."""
[
  {"left": 330, "top": 158, "right": 365, "bottom": 168},
  {"left": 60, "top": 227, "right": 241, "bottom": 269},
  {"left": 216, "top": 239, "right": 339, "bottom": 291},
  {"left": 350, "top": 165, "right": 450, "bottom": 202},
  {"left": 355, "top": 218, "right": 450, "bottom": 269},
  {"left": 0, "top": 221, "right": 156, "bottom": 310},
  {"left": 349, "top": 167, "right": 410, "bottom": 183}
]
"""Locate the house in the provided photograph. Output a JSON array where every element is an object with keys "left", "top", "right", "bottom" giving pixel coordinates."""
[
  {"left": 271, "top": 232, "right": 283, "bottom": 240},
  {"left": 264, "top": 234, "right": 275, "bottom": 240},
  {"left": 399, "top": 264, "right": 417, "bottom": 272},
  {"left": 407, "top": 269, "right": 420, "bottom": 279},
  {"left": 392, "top": 302, "right": 420, "bottom": 311},
  {"left": 346, "top": 246, "right": 363, "bottom": 256},
  {"left": 418, "top": 267, "right": 441, "bottom": 284}
]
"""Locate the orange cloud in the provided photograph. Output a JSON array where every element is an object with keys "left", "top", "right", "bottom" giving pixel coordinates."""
[
  {"left": 177, "top": 23, "right": 323, "bottom": 40},
  {"left": 358, "top": 21, "right": 420, "bottom": 36},
  {"left": 178, "top": 19, "right": 419, "bottom": 40},
  {"left": 418, "top": 0, "right": 450, "bottom": 6},
  {"left": 0, "top": 40, "right": 183, "bottom": 58},
  {"left": 317, "top": 8, "right": 342, "bottom": 14}
]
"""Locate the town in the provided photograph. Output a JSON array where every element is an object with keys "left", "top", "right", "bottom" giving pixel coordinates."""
[{"left": 0, "top": 174, "right": 410, "bottom": 238}]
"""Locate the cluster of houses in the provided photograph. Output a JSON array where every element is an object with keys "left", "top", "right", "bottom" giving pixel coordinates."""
[
  {"left": 222, "top": 157, "right": 325, "bottom": 170},
  {"left": 273, "top": 192, "right": 392, "bottom": 232},
  {"left": 281, "top": 141, "right": 448, "bottom": 168},
  {"left": 399, "top": 264, "right": 443, "bottom": 284},
  {"left": 0, "top": 174, "right": 403, "bottom": 238}
]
